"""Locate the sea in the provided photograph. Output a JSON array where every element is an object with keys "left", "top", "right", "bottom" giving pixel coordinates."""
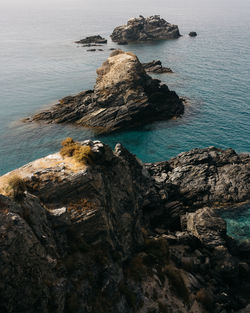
[{"left": 0, "top": 0, "right": 249, "bottom": 237}]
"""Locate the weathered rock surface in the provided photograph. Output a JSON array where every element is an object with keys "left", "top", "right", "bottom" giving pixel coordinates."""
[
  {"left": 146, "top": 146, "right": 250, "bottom": 209},
  {"left": 111, "top": 15, "right": 181, "bottom": 43},
  {"left": 186, "top": 207, "right": 227, "bottom": 247},
  {"left": 142, "top": 60, "right": 173, "bottom": 73},
  {"left": 75, "top": 35, "right": 107, "bottom": 44},
  {"left": 0, "top": 142, "right": 249, "bottom": 313},
  {"left": 26, "top": 50, "right": 184, "bottom": 134}
]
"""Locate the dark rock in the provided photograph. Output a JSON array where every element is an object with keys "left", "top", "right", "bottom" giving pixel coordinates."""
[
  {"left": 189, "top": 32, "right": 197, "bottom": 37},
  {"left": 27, "top": 50, "right": 184, "bottom": 134},
  {"left": 147, "top": 147, "right": 250, "bottom": 207},
  {"left": 238, "top": 304, "right": 250, "bottom": 313},
  {"left": 82, "top": 43, "right": 103, "bottom": 47},
  {"left": 0, "top": 143, "right": 249, "bottom": 313},
  {"left": 87, "top": 48, "right": 96, "bottom": 52},
  {"left": 117, "top": 40, "right": 128, "bottom": 45},
  {"left": 142, "top": 60, "right": 173, "bottom": 73},
  {"left": 186, "top": 207, "right": 227, "bottom": 248},
  {"left": 75, "top": 35, "right": 107, "bottom": 44},
  {"left": 111, "top": 15, "right": 181, "bottom": 43}
]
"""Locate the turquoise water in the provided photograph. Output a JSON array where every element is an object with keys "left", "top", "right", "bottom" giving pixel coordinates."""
[
  {"left": 219, "top": 205, "right": 250, "bottom": 241},
  {"left": 0, "top": 0, "right": 250, "bottom": 175}
]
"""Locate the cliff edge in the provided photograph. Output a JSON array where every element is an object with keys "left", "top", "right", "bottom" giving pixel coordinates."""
[{"left": 0, "top": 141, "right": 249, "bottom": 313}]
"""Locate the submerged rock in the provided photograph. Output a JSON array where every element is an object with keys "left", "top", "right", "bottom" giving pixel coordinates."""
[
  {"left": 82, "top": 43, "right": 103, "bottom": 47},
  {"left": 27, "top": 50, "right": 184, "bottom": 134},
  {"left": 0, "top": 142, "right": 249, "bottom": 313},
  {"left": 111, "top": 15, "right": 181, "bottom": 43},
  {"left": 142, "top": 60, "right": 173, "bottom": 73},
  {"left": 75, "top": 35, "right": 107, "bottom": 44}
]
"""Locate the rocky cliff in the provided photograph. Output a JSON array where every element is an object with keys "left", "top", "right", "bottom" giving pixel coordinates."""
[
  {"left": 111, "top": 15, "right": 181, "bottom": 43},
  {"left": 0, "top": 141, "right": 249, "bottom": 313},
  {"left": 26, "top": 50, "right": 184, "bottom": 134}
]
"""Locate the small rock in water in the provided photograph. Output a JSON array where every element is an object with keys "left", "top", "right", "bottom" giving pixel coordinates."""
[
  {"left": 142, "top": 60, "right": 173, "bottom": 73},
  {"left": 117, "top": 41, "right": 128, "bottom": 45},
  {"left": 75, "top": 35, "right": 107, "bottom": 44},
  {"left": 189, "top": 31, "right": 197, "bottom": 37},
  {"left": 82, "top": 43, "right": 103, "bottom": 47}
]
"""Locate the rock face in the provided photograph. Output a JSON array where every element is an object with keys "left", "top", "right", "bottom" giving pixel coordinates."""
[
  {"left": 142, "top": 60, "right": 173, "bottom": 73},
  {"left": 111, "top": 15, "right": 181, "bottom": 43},
  {"left": 147, "top": 146, "right": 250, "bottom": 209},
  {"left": 186, "top": 207, "right": 227, "bottom": 247},
  {"left": 27, "top": 50, "right": 184, "bottom": 134},
  {"left": 0, "top": 142, "right": 249, "bottom": 313},
  {"left": 75, "top": 35, "right": 107, "bottom": 44}
]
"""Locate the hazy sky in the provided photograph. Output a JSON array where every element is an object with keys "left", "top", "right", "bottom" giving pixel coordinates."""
[{"left": 1, "top": 0, "right": 249, "bottom": 9}]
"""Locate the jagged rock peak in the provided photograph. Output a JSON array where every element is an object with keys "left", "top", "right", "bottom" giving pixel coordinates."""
[{"left": 111, "top": 15, "right": 181, "bottom": 43}]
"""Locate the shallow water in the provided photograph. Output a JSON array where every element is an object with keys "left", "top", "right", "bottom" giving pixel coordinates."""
[
  {"left": 219, "top": 205, "right": 250, "bottom": 241},
  {"left": 0, "top": 0, "right": 249, "bottom": 176}
]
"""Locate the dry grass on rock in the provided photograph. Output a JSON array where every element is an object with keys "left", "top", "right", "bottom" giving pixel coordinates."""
[
  {"left": 0, "top": 175, "right": 26, "bottom": 200},
  {"left": 60, "top": 137, "right": 93, "bottom": 165}
]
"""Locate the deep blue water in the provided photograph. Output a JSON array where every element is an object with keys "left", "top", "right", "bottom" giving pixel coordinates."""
[{"left": 0, "top": 0, "right": 249, "bottom": 177}]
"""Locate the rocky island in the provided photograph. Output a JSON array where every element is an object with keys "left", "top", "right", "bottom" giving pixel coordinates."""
[
  {"left": 142, "top": 60, "right": 173, "bottom": 73},
  {"left": 0, "top": 140, "right": 249, "bottom": 313},
  {"left": 75, "top": 35, "right": 107, "bottom": 44},
  {"left": 111, "top": 15, "right": 181, "bottom": 43},
  {"left": 27, "top": 50, "right": 184, "bottom": 134}
]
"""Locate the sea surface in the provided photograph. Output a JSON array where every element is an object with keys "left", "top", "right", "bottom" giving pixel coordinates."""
[
  {"left": 219, "top": 205, "right": 250, "bottom": 242},
  {"left": 0, "top": 0, "right": 249, "bottom": 174},
  {"left": 0, "top": 0, "right": 250, "bottom": 237}
]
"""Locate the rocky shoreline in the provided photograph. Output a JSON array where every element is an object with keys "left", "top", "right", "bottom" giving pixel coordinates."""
[
  {"left": 0, "top": 141, "right": 249, "bottom": 313},
  {"left": 1, "top": 11, "right": 249, "bottom": 313},
  {"left": 26, "top": 50, "right": 184, "bottom": 134}
]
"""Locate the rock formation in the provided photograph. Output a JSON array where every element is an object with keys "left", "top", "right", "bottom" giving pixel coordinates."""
[
  {"left": 0, "top": 141, "right": 249, "bottom": 313},
  {"left": 146, "top": 146, "right": 250, "bottom": 209},
  {"left": 142, "top": 60, "right": 173, "bottom": 73},
  {"left": 26, "top": 50, "right": 184, "bottom": 134},
  {"left": 111, "top": 15, "right": 181, "bottom": 43},
  {"left": 75, "top": 35, "right": 107, "bottom": 44}
]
